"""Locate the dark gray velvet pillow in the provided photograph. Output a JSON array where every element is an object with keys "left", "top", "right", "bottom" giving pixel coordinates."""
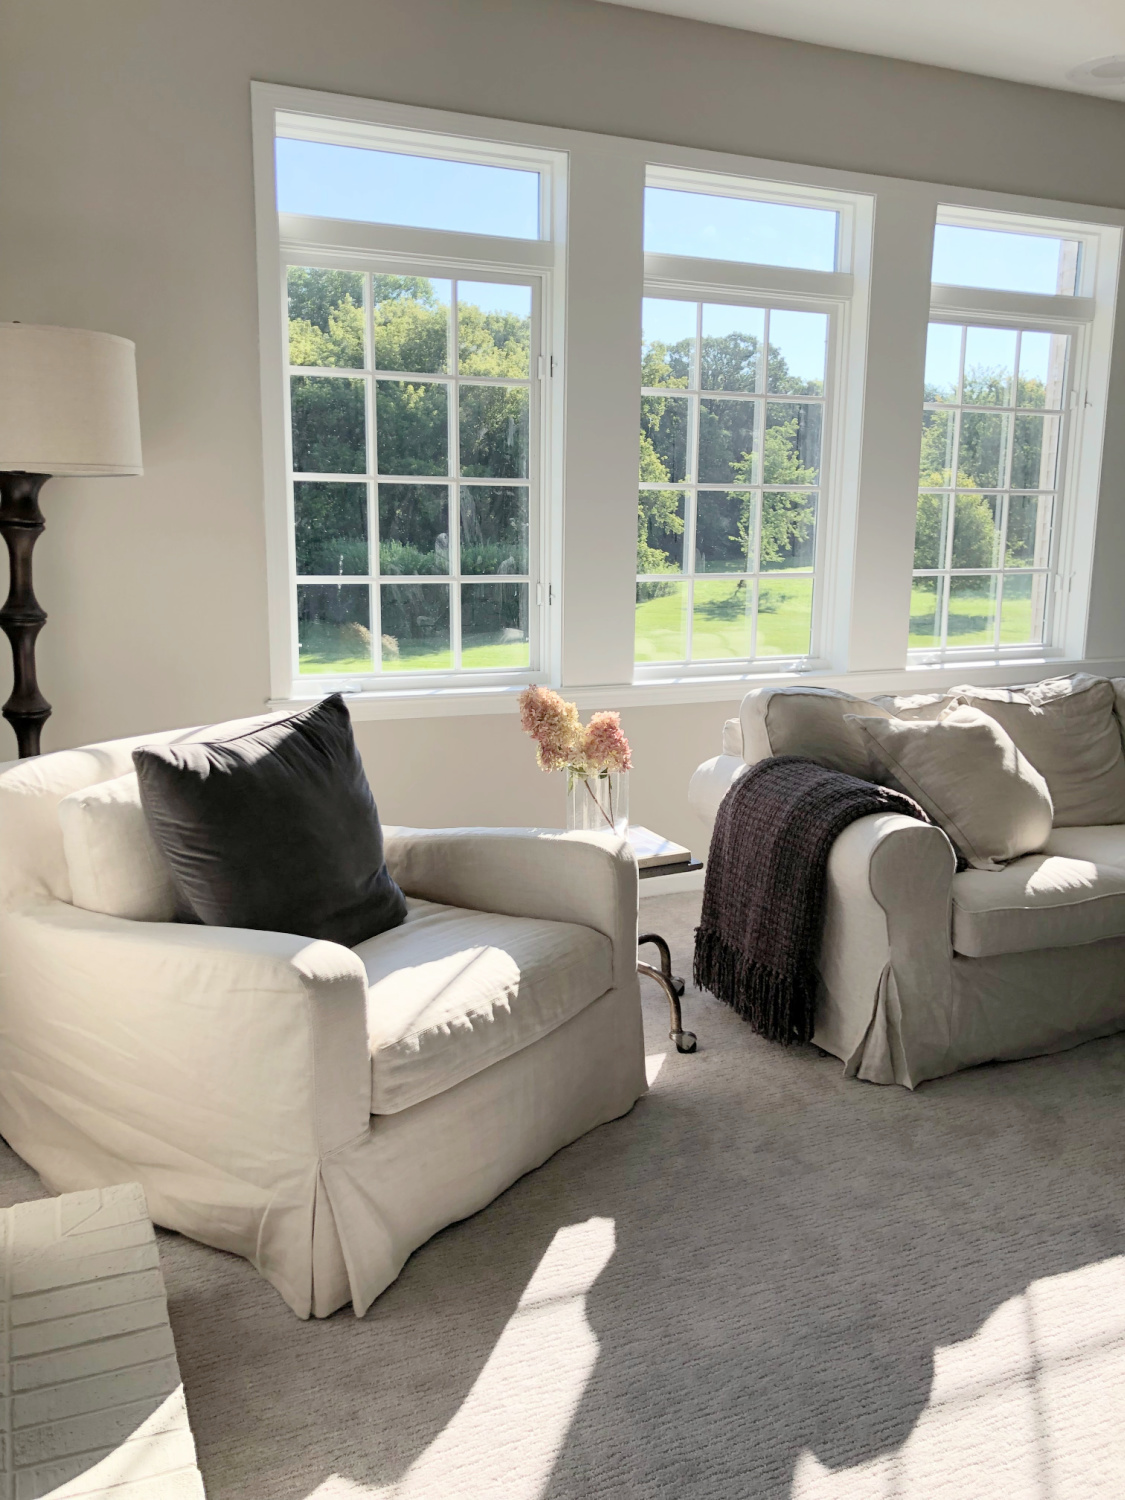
[{"left": 133, "top": 694, "right": 406, "bottom": 947}]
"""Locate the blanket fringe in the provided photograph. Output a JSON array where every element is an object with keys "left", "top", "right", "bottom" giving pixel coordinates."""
[{"left": 694, "top": 925, "right": 816, "bottom": 1045}]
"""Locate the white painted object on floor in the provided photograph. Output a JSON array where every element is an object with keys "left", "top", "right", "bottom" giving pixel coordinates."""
[{"left": 1, "top": 1181, "right": 205, "bottom": 1499}]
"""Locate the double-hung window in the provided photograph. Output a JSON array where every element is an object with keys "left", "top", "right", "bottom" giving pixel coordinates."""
[
  {"left": 911, "top": 208, "right": 1115, "bottom": 661},
  {"left": 635, "top": 169, "right": 865, "bottom": 674},
  {"left": 264, "top": 117, "right": 564, "bottom": 693}
]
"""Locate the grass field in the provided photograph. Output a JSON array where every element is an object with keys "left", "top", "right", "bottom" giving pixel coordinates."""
[
  {"left": 635, "top": 574, "right": 813, "bottom": 662},
  {"left": 298, "top": 622, "right": 527, "bottom": 674},
  {"left": 908, "top": 578, "right": 1036, "bottom": 649}
]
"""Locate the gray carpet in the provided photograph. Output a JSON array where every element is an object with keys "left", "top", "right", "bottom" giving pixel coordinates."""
[{"left": 6, "top": 890, "right": 1125, "bottom": 1499}]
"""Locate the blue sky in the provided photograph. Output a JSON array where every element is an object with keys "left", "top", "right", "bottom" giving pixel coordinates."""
[
  {"left": 932, "top": 224, "right": 1075, "bottom": 295},
  {"left": 644, "top": 187, "right": 838, "bottom": 271},
  {"left": 276, "top": 139, "right": 540, "bottom": 239},
  {"left": 642, "top": 298, "right": 828, "bottom": 387}
]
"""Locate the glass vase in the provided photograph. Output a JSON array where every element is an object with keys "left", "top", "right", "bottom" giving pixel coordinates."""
[{"left": 566, "top": 769, "right": 629, "bottom": 836}]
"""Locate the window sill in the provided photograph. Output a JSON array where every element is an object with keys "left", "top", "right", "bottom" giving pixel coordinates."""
[{"left": 267, "top": 652, "right": 1125, "bottom": 722}]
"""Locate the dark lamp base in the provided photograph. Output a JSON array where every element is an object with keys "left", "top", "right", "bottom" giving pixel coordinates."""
[{"left": 0, "top": 472, "right": 52, "bottom": 758}]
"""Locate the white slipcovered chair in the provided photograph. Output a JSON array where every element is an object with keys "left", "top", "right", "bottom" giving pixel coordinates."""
[{"left": 0, "top": 719, "right": 646, "bottom": 1317}]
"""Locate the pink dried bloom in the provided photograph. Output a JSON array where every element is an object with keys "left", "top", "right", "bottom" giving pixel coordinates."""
[
  {"left": 518, "top": 685, "right": 582, "bottom": 772},
  {"left": 583, "top": 711, "right": 633, "bottom": 774}
]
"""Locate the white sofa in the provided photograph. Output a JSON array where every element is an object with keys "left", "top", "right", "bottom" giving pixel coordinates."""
[
  {"left": 0, "top": 721, "right": 646, "bottom": 1317},
  {"left": 689, "top": 673, "right": 1125, "bottom": 1088}
]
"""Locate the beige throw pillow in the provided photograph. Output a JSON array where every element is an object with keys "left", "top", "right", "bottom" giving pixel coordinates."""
[
  {"left": 846, "top": 705, "right": 1054, "bottom": 870},
  {"left": 741, "top": 686, "right": 893, "bottom": 778},
  {"left": 59, "top": 771, "right": 177, "bottom": 921}
]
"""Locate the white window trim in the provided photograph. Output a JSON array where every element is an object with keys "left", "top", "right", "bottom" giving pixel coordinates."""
[{"left": 251, "top": 82, "right": 1125, "bottom": 721}]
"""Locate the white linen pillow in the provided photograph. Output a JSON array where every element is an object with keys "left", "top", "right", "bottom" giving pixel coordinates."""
[
  {"left": 845, "top": 705, "right": 1054, "bottom": 871},
  {"left": 59, "top": 771, "right": 176, "bottom": 920}
]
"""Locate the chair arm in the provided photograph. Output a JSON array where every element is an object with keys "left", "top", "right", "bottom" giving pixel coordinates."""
[
  {"left": 688, "top": 754, "right": 748, "bottom": 830},
  {"left": 0, "top": 900, "right": 372, "bottom": 1163},
  {"left": 382, "top": 827, "right": 638, "bottom": 988},
  {"left": 817, "top": 812, "right": 956, "bottom": 1084}
]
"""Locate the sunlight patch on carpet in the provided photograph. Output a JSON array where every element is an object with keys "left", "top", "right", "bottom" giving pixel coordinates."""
[
  {"left": 645, "top": 1052, "right": 667, "bottom": 1084},
  {"left": 791, "top": 1254, "right": 1125, "bottom": 1498}
]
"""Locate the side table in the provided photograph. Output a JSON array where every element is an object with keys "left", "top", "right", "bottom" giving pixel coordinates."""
[{"left": 630, "top": 826, "right": 701, "bottom": 1054}]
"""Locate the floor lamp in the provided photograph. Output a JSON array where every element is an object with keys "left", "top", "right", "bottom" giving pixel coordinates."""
[{"left": 0, "top": 323, "right": 142, "bottom": 757}]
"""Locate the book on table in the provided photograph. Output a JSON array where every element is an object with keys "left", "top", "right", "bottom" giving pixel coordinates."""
[{"left": 627, "top": 825, "right": 692, "bottom": 869}]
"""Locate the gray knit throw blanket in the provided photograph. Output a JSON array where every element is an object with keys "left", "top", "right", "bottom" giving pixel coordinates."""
[{"left": 693, "top": 755, "right": 928, "bottom": 1045}]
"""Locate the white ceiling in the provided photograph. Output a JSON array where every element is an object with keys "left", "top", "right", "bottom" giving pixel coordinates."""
[{"left": 596, "top": 0, "right": 1125, "bottom": 100}]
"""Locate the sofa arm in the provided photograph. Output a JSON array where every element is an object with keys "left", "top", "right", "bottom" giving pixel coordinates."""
[
  {"left": 383, "top": 827, "right": 638, "bottom": 988},
  {"left": 0, "top": 900, "right": 372, "bottom": 1164},
  {"left": 817, "top": 812, "right": 956, "bottom": 1085}
]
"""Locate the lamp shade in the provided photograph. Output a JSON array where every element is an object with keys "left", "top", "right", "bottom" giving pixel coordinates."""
[{"left": 0, "top": 323, "right": 142, "bottom": 476}]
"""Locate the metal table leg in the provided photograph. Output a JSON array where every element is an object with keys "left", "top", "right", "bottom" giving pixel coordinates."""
[{"left": 638, "top": 932, "right": 697, "bottom": 1053}]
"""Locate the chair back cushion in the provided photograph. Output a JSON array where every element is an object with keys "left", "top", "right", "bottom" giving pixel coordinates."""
[
  {"left": 59, "top": 772, "right": 176, "bottom": 920},
  {"left": 133, "top": 694, "right": 408, "bottom": 946}
]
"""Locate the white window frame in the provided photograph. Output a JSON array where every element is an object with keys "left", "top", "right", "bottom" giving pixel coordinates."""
[
  {"left": 251, "top": 83, "right": 1125, "bottom": 720},
  {"left": 635, "top": 163, "right": 870, "bottom": 679},
  {"left": 909, "top": 203, "right": 1120, "bottom": 666}
]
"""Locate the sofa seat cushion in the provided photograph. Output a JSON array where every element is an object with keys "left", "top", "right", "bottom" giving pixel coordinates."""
[
  {"left": 952, "top": 826, "right": 1125, "bottom": 957},
  {"left": 355, "top": 899, "right": 613, "bottom": 1115}
]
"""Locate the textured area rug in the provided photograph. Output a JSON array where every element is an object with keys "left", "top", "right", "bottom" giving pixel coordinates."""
[{"left": 3, "top": 890, "right": 1125, "bottom": 1499}]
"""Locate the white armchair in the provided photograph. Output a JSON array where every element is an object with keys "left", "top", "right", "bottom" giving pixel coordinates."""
[{"left": 0, "top": 724, "right": 646, "bottom": 1317}]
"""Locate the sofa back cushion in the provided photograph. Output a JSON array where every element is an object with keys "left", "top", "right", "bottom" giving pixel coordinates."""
[
  {"left": 949, "top": 675, "right": 1125, "bottom": 827},
  {"left": 59, "top": 772, "right": 177, "bottom": 921},
  {"left": 740, "top": 686, "right": 892, "bottom": 778},
  {"left": 848, "top": 705, "right": 1054, "bottom": 870}
]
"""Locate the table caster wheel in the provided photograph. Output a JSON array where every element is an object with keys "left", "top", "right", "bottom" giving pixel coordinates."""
[
  {"left": 671, "top": 976, "right": 686, "bottom": 998},
  {"left": 673, "top": 1031, "right": 698, "bottom": 1054}
]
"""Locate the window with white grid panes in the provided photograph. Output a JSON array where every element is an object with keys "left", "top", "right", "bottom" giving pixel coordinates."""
[
  {"left": 911, "top": 320, "right": 1069, "bottom": 652},
  {"left": 636, "top": 295, "right": 828, "bottom": 664},
  {"left": 288, "top": 268, "right": 537, "bottom": 677}
]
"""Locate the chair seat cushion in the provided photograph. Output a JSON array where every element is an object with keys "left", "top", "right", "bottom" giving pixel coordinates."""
[
  {"left": 952, "top": 826, "right": 1125, "bottom": 957},
  {"left": 355, "top": 899, "right": 614, "bottom": 1114}
]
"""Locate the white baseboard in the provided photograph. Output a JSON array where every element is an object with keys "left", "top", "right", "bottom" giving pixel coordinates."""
[{"left": 639, "top": 867, "right": 705, "bottom": 897}]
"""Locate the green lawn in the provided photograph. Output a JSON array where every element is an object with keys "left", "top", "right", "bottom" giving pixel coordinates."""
[
  {"left": 908, "top": 580, "right": 1035, "bottom": 649},
  {"left": 634, "top": 574, "right": 813, "bottom": 662},
  {"left": 297, "top": 621, "right": 527, "bottom": 674}
]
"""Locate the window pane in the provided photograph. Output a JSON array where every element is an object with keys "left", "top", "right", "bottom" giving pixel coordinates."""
[
  {"left": 379, "top": 583, "right": 452, "bottom": 671},
  {"left": 297, "top": 584, "right": 372, "bottom": 674},
  {"left": 924, "top": 324, "right": 962, "bottom": 404},
  {"left": 1011, "top": 414, "right": 1061, "bottom": 490},
  {"left": 378, "top": 484, "right": 449, "bottom": 574},
  {"left": 373, "top": 276, "right": 450, "bottom": 375},
  {"left": 963, "top": 327, "right": 1016, "bottom": 405},
  {"left": 695, "top": 490, "right": 750, "bottom": 573},
  {"left": 1018, "top": 331, "right": 1067, "bottom": 409},
  {"left": 956, "top": 411, "right": 1008, "bottom": 489},
  {"left": 913, "top": 492, "right": 952, "bottom": 571},
  {"left": 638, "top": 489, "right": 685, "bottom": 573},
  {"left": 294, "top": 482, "right": 367, "bottom": 575},
  {"left": 635, "top": 580, "right": 687, "bottom": 662},
  {"left": 951, "top": 492, "right": 1001, "bottom": 569},
  {"left": 932, "top": 223, "right": 1080, "bottom": 296},
  {"left": 756, "top": 576, "right": 813, "bottom": 657},
  {"left": 460, "top": 485, "right": 529, "bottom": 575},
  {"left": 763, "top": 402, "right": 821, "bottom": 483},
  {"left": 276, "top": 139, "right": 540, "bottom": 239},
  {"left": 644, "top": 187, "right": 837, "bottom": 272},
  {"left": 1006, "top": 495, "right": 1052, "bottom": 568},
  {"left": 920, "top": 409, "right": 955, "bottom": 485},
  {"left": 700, "top": 304, "right": 763, "bottom": 392},
  {"left": 288, "top": 268, "right": 365, "bottom": 369},
  {"left": 461, "top": 583, "right": 529, "bottom": 668},
  {"left": 291, "top": 376, "right": 366, "bottom": 474},
  {"left": 641, "top": 394, "right": 690, "bottom": 483},
  {"left": 459, "top": 386, "right": 529, "bottom": 478},
  {"left": 909, "top": 576, "right": 946, "bottom": 649},
  {"left": 458, "top": 282, "right": 531, "bottom": 378},
  {"left": 642, "top": 299, "right": 695, "bottom": 388},
  {"left": 947, "top": 574, "right": 998, "bottom": 646},
  {"left": 698, "top": 398, "right": 756, "bottom": 484},
  {"left": 761, "top": 491, "right": 817, "bottom": 571},
  {"left": 376, "top": 381, "right": 448, "bottom": 475},
  {"left": 767, "top": 310, "right": 827, "bottom": 395},
  {"left": 1000, "top": 574, "right": 1047, "bottom": 645},
  {"left": 692, "top": 578, "right": 754, "bottom": 660}
]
